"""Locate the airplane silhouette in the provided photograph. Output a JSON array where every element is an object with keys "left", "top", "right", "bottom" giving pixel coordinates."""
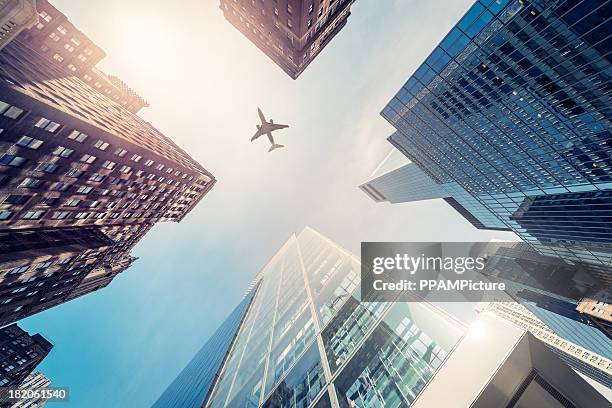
[{"left": 250, "top": 108, "right": 289, "bottom": 152}]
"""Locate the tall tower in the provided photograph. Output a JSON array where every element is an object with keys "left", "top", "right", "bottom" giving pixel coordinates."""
[
  {"left": 380, "top": 0, "right": 612, "bottom": 273},
  {"left": 219, "top": 0, "right": 356, "bottom": 79},
  {"left": 0, "top": 324, "right": 52, "bottom": 388}
]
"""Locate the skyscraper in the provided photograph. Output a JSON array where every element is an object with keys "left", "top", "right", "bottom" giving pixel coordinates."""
[
  {"left": 360, "top": 146, "right": 510, "bottom": 231},
  {"left": 380, "top": 0, "right": 612, "bottom": 272},
  {"left": 0, "top": 19, "right": 215, "bottom": 323},
  {"left": 0, "top": 324, "right": 52, "bottom": 388},
  {"left": 157, "top": 227, "right": 608, "bottom": 408},
  {"left": 477, "top": 300, "right": 612, "bottom": 389},
  {"left": 8, "top": 371, "right": 51, "bottom": 408},
  {"left": 152, "top": 286, "right": 259, "bottom": 408},
  {"left": 219, "top": 0, "right": 356, "bottom": 79},
  {"left": 0, "top": 0, "right": 37, "bottom": 51},
  {"left": 16, "top": 0, "right": 149, "bottom": 113}
]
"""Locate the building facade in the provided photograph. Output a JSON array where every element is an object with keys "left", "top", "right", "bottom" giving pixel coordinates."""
[
  {"left": 360, "top": 146, "right": 510, "bottom": 231},
  {"left": 0, "top": 0, "right": 37, "bottom": 51},
  {"left": 8, "top": 371, "right": 51, "bottom": 408},
  {"left": 159, "top": 228, "right": 608, "bottom": 407},
  {"left": 0, "top": 31, "right": 215, "bottom": 325},
  {"left": 0, "top": 324, "right": 51, "bottom": 388},
  {"left": 152, "top": 286, "right": 259, "bottom": 408},
  {"left": 477, "top": 300, "right": 612, "bottom": 389},
  {"left": 380, "top": 0, "right": 612, "bottom": 272},
  {"left": 577, "top": 290, "right": 612, "bottom": 339},
  {"left": 220, "top": 0, "right": 356, "bottom": 79},
  {"left": 15, "top": 0, "right": 148, "bottom": 113}
]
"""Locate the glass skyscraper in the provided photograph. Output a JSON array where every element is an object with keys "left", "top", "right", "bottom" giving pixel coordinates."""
[
  {"left": 154, "top": 228, "right": 609, "bottom": 407},
  {"left": 205, "top": 228, "right": 466, "bottom": 407},
  {"left": 152, "top": 288, "right": 258, "bottom": 408},
  {"left": 360, "top": 146, "right": 510, "bottom": 231},
  {"left": 380, "top": 0, "right": 612, "bottom": 272}
]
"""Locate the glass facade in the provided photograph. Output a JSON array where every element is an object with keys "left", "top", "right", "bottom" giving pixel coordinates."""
[
  {"left": 381, "top": 0, "right": 612, "bottom": 270},
  {"left": 152, "top": 288, "right": 258, "bottom": 408},
  {"left": 205, "top": 228, "right": 466, "bottom": 408},
  {"left": 360, "top": 146, "right": 509, "bottom": 231}
]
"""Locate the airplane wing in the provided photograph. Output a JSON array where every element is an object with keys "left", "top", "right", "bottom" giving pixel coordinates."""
[
  {"left": 270, "top": 123, "right": 289, "bottom": 131},
  {"left": 257, "top": 108, "right": 266, "bottom": 123},
  {"left": 251, "top": 129, "right": 263, "bottom": 141}
]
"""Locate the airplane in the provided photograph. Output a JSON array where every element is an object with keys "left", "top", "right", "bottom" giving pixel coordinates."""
[{"left": 251, "top": 107, "right": 289, "bottom": 152}]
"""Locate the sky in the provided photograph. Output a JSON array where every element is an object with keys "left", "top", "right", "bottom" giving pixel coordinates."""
[{"left": 17, "top": 0, "right": 523, "bottom": 406}]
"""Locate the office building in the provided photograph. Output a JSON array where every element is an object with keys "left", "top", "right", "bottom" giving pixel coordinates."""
[
  {"left": 0, "top": 324, "right": 52, "bottom": 388},
  {"left": 220, "top": 0, "right": 356, "bottom": 79},
  {"left": 9, "top": 371, "right": 51, "bottom": 408},
  {"left": 0, "top": 15, "right": 215, "bottom": 324},
  {"left": 0, "top": 0, "right": 37, "bottom": 51},
  {"left": 15, "top": 0, "right": 148, "bottom": 113},
  {"left": 157, "top": 227, "right": 608, "bottom": 407},
  {"left": 152, "top": 286, "right": 258, "bottom": 408},
  {"left": 478, "top": 300, "right": 612, "bottom": 389},
  {"left": 360, "top": 146, "right": 510, "bottom": 231},
  {"left": 380, "top": 0, "right": 612, "bottom": 271}
]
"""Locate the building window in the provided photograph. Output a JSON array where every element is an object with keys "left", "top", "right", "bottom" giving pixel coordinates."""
[
  {"left": 114, "top": 148, "right": 127, "bottom": 157},
  {"left": 50, "top": 211, "right": 69, "bottom": 220},
  {"left": 57, "top": 25, "right": 67, "bottom": 35},
  {"left": 34, "top": 118, "right": 61, "bottom": 132},
  {"left": 0, "top": 211, "right": 13, "bottom": 220},
  {"left": 52, "top": 182, "right": 70, "bottom": 192},
  {"left": 76, "top": 186, "right": 93, "bottom": 194},
  {"left": 119, "top": 165, "right": 132, "bottom": 174},
  {"left": 7, "top": 265, "right": 28, "bottom": 275},
  {"left": 93, "top": 140, "right": 110, "bottom": 151},
  {"left": 65, "top": 168, "right": 83, "bottom": 178},
  {"left": 22, "top": 210, "right": 45, "bottom": 220},
  {"left": 130, "top": 154, "right": 142, "bottom": 162},
  {"left": 101, "top": 160, "right": 116, "bottom": 170},
  {"left": 0, "top": 100, "right": 25, "bottom": 119},
  {"left": 4, "top": 195, "right": 30, "bottom": 205},
  {"left": 64, "top": 198, "right": 80, "bottom": 207},
  {"left": 88, "top": 173, "right": 105, "bottom": 182},
  {"left": 16, "top": 135, "right": 44, "bottom": 149},
  {"left": 36, "top": 261, "right": 52, "bottom": 270},
  {"left": 20, "top": 178, "right": 43, "bottom": 189},
  {"left": 39, "top": 197, "right": 58, "bottom": 206},
  {"left": 53, "top": 146, "right": 74, "bottom": 158},
  {"left": 287, "top": 4, "right": 292, "bottom": 14},
  {"left": 79, "top": 154, "right": 96, "bottom": 164},
  {"left": 38, "top": 163, "right": 59, "bottom": 173},
  {"left": 67, "top": 130, "right": 88, "bottom": 143},
  {"left": 0, "top": 155, "right": 26, "bottom": 167},
  {"left": 74, "top": 212, "right": 89, "bottom": 220}
]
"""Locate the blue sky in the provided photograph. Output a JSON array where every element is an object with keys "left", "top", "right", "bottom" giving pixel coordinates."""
[{"left": 18, "top": 0, "right": 520, "bottom": 406}]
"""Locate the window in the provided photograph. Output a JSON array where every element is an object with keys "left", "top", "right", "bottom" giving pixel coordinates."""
[
  {"left": 65, "top": 168, "right": 83, "bottom": 178},
  {"left": 38, "top": 163, "right": 59, "bottom": 173},
  {"left": 130, "top": 154, "right": 142, "bottom": 162},
  {"left": 52, "top": 182, "right": 70, "bottom": 192},
  {"left": 7, "top": 265, "right": 28, "bottom": 275},
  {"left": 0, "top": 211, "right": 13, "bottom": 220},
  {"left": 0, "top": 155, "right": 26, "bottom": 167},
  {"left": 20, "top": 178, "right": 43, "bottom": 189},
  {"left": 76, "top": 186, "right": 93, "bottom": 194},
  {"left": 144, "top": 159, "right": 154, "bottom": 167},
  {"left": 64, "top": 198, "right": 80, "bottom": 207},
  {"left": 156, "top": 164, "right": 165, "bottom": 171},
  {"left": 0, "top": 100, "right": 25, "bottom": 119},
  {"left": 4, "top": 195, "right": 30, "bottom": 205},
  {"left": 53, "top": 146, "right": 74, "bottom": 158},
  {"left": 16, "top": 136, "right": 44, "bottom": 149},
  {"left": 21, "top": 210, "right": 44, "bottom": 220},
  {"left": 50, "top": 211, "right": 69, "bottom": 220},
  {"left": 101, "top": 160, "right": 116, "bottom": 170},
  {"left": 88, "top": 173, "right": 105, "bottom": 182},
  {"left": 58, "top": 257, "right": 73, "bottom": 265},
  {"left": 309, "top": 3, "right": 314, "bottom": 13},
  {"left": 39, "top": 197, "right": 58, "bottom": 206},
  {"left": 57, "top": 25, "right": 67, "bottom": 35},
  {"left": 36, "top": 261, "right": 52, "bottom": 270},
  {"left": 119, "top": 165, "right": 132, "bottom": 174},
  {"left": 67, "top": 130, "right": 88, "bottom": 143},
  {"left": 94, "top": 212, "right": 106, "bottom": 219},
  {"left": 114, "top": 148, "right": 127, "bottom": 157},
  {"left": 93, "top": 140, "right": 110, "bottom": 151},
  {"left": 74, "top": 212, "right": 89, "bottom": 220},
  {"left": 87, "top": 200, "right": 100, "bottom": 208},
  {"left": 79, "top": 154, "right": 96, "bottom": 164},
  {"left": 34, "top": 118, "right": 61, "bottom": 132}
]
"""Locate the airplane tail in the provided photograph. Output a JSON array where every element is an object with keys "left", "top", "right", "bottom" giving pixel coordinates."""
[{"left": 268, "top": 143, "right": 284, "bottom": 152}]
